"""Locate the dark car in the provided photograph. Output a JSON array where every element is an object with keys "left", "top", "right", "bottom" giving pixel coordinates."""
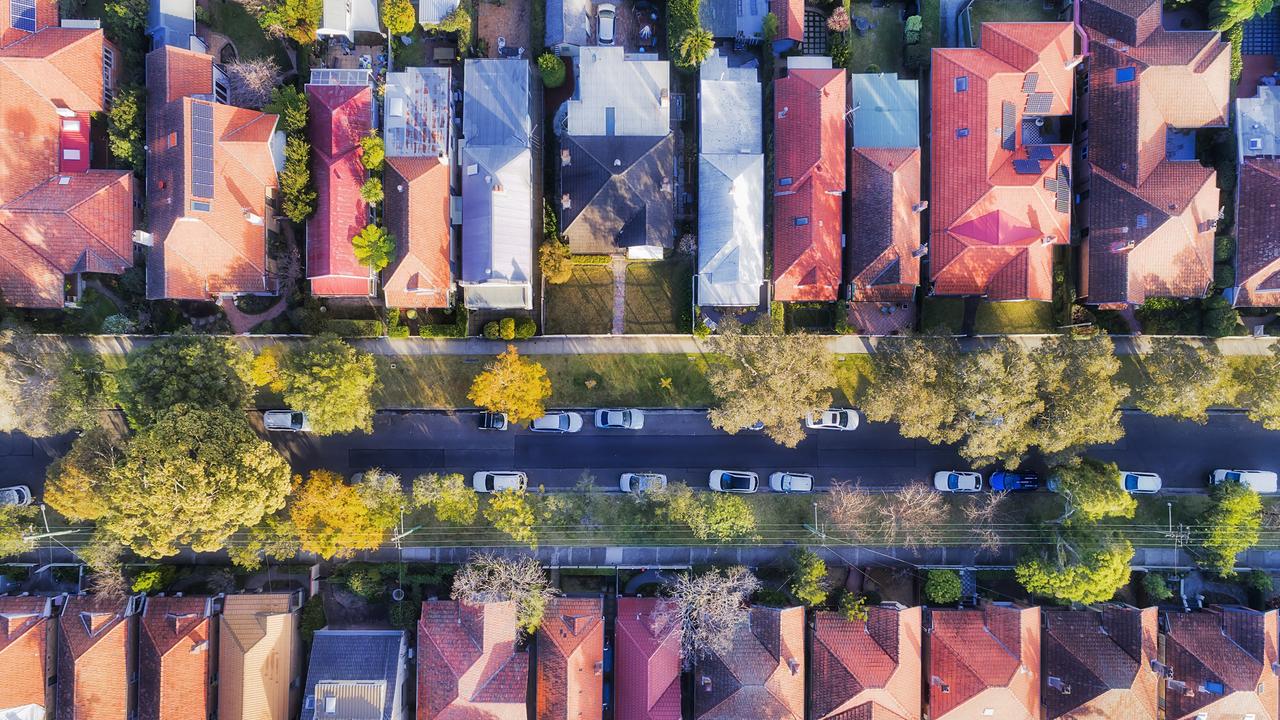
[
  {"left": 479, "top": 412, "right": 508, "bottom": 431},
  {"left": 989, "top": 471, "right": 1040, "bottom": 492}
]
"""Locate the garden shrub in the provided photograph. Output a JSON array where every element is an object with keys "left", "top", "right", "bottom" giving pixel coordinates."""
[
  {"left": 515, "top": 318, "right": 537, "bottom": 339},
  {"left": 345, "top": 567, "right": 385, "bottom": 599},
  {"left": 499, "top": 317, "right": 516, "bottom": 340},
  {"left": 1215, "top": 235, "right": 1235, "bottom": 263},
  {"left": 924, "top": 569, "right": 963, "bottom": 605},
  {"left": 325, "top": 319, "right": 386, "bottom": 337},
  {"left": 483, "top": 321, "right": 501, "bottom": 339}
]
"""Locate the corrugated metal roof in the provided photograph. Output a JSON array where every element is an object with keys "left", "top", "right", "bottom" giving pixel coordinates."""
[
  {"left": 567, "top": 47, "right": 670, "bottom": 137},
  {"left": 463, "top": 59, "right": 531, "bottom": 147},
  {"left": 384, "top": 67, "right": 451, "bottom": 158},
  {"left": 697, "top": 153, "right": 764, "bottom": 306},
  {"left": 546, "top": 0, "right": 592, "bottom": 46},
  {"left": 218, "top": 594, "right": 297, "bottom": 720},
  {"left": 418, "top": 0, "right": 460, "bottom": 25},
  {"left": 1238, "top": 84, "right": 1280, "bottom": 158},
  {"left": 700, "top": 52, "right": 761, "bottom": 155},
  {"left": 849, "top": 73, "right": 920, "bottom": 149}
]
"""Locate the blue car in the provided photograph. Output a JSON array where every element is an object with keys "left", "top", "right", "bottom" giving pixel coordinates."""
[{"left": 989, "top": 471, "right": 1040, "bottom": 492}]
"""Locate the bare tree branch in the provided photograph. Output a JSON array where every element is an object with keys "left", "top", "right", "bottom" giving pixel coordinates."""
[{"left": 651, "top": 566, "right": 760, "bottom": 669}]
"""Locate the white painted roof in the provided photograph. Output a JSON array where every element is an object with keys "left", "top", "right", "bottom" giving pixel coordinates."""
[{"left": 566, "top": 47, "right": 670, "bottom": 137}]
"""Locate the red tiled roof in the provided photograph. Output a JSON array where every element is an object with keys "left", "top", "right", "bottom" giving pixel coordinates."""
[
  {"left": 811, "top": 606, "right": 922, "bottom": 720},
  {"left": 417, "top": 600, "right": 528, "bottom": 719},
  {"left": 1232, "top": 158, "right": 1280, "bottom": 308},
  {"left": 927, "top": 604, "right": 1040, "bottom": 720},
  {"left": 773, "top": 65, "right": 846, "bottom": 302},
  {"left": 1042, "top": 606, "right": 1158, "bottom": 720},
  {"left": 57, "top": 595, "right": 134, "bottom": 720},
  {"left": 848, "top": 147, "right": 923, "bottom": 302},
  {"left": 1162, "top": 607, "right": 1280, "bottom": 720},
  {"left": 930, "top": 23, "right": 1075, "bottom": 300},
  {"left": 0, "top": 595, "right": 53, "bottom": 713},
  {"left": 306, "top": 83, "right": 373, "bottom": 297},
  {"left": 770, "top": 0, "right": 803, "bottom": 44},
  {"left": 693, "top": 606, "right": 805, "bottom": 720},
  {"left": 383, "top": 156, "right": 452, "bottom": 308},
  {"left": 145, "top": 46, "right": 281, "bottom": 300},
  {"left": 137, "top": 596, "right": 212, "bottom": 720},
  {"left": 537, "top": 597, "right": 604, "bottom": 720},
  {"left": 615, "top": 597, "right": 681, "bottom": 720}
]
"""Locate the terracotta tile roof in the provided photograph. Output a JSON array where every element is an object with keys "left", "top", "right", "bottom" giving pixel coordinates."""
[
  {"left": 773, "top": 65, "right": 846, "bottom": 302},
  {"left": 1042, "top": 606, "right": 1158, "bottom": 720},
  {"left": 927, "top": 604, "right": 1040, "bottom": 720},
  {"left": 306, "top": 83, "right": 374, "bottom": 297},
  {"left": 145, "top": 46, "right": 281, "bottom": 300},
  {"left": 929, "top": 23, "right": 1075, "bottom": 300},
  {"left": 138, "top": 596, "right": 213, "bottom": 720},
  {"left": 217, "top": 594, "right": 299, "bottom": 720},
  {"left": 615, "top": 597, "right": 681, "bottom": 720},
  {"left": 770, "top": 0, "right": 803, "bottom": 44},
  {"left": 1233, "top": 158, "right": 1280, "bottom": 308},
  {"left": 537, "top": 597, "right": 604, "bottom": 720},
  {"left": 1162, "top": 606, "right": 1280, "bottom": 720},
  {"left": 57, "top": 595, "right": 134, "bottom": 720},
  {"left": 848, "top": 148, "right": 922, "bottom": 302},
  {"left": 0, "top": 595, "right": 53, "bottom": 714},
  {"left": 417, "top": 600, "right": 528, "bottom": 719},
  {"left": 693, "top": 606, "right": 805, "bottom": 720},
  {"left": 383, "top": 156, "right": 452, "bottom": 308},
  {"left": 810, "top": 605, "right": 922, "bottom": 720}
]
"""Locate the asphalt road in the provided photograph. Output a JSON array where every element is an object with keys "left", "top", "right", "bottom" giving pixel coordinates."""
[{"left": 4, "top": 410, "right": 1274, "bottom": 495}]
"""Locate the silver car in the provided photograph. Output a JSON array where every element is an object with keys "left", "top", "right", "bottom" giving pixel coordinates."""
[
  {"left": 595, "top": 408, "right": 645, "bottom": 430},
  {"left": 709, "top": 470, "right": 758, "bottom": 493},
  {"left": 531, "top": 412, "right": 583, "bottom": 433},
  {"left": 0, "top": 485, "right": 33, "bottom": 506},
  {"left": 805, "top": 409, "right": 859, "bottom": 431},
  {"left": 597, "top": 3, "right": 616, "bottom": 45},
  {"left": 769, "top": 472, "right": 813, "bottom": 493},
  {"left": 1120, "top": 471, "right": 1162, "bottom": 494},
  {"left": 620, "top": 473, "right": 667, "bottom": 493},
  {"left": 472, "top": 471, "right": 528, "bottom": 493},
  {"left": 933, "top": 471, "right": 982, "bottom": 493},
  {"left": 263, "top": 410, "right": 310, "bottom": 432}
]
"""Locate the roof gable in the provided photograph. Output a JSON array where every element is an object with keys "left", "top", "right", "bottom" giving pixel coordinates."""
[
  {"left": 58, "top": 595, "right": 132, "bottom": 720},
  {"left": 1042, "top": 607, "right": 1158, "bottom": 720},
  {"left": 559, "top": 134, "right": 675, "bottom": 253},
  {"left": 693, "top": 606, "right": 805, "bottom": 720},
  {"left": 383, "top": 156, "right": 452, "bottom": 308},
  {"left": 139, "top": 596, "right": 212, "bottom": 720},
  {"left": 1163, "top": 607, "right": 1280, "bottom": 720},
  {"left": 928, "top": 605, "right": 1040, "bottom": 720},
  {"left": 811, "top": 606, "right": 922, "bottom": 720},
  {"left": 417, "top": 601, "right": 527, "bottom": 719},
  {"left": 1235, "top": 158, "right": 1280, "bottom": 308},
  {"left": 615, "top": 598, "right": 681, "bottom": 720},
  {"left": 537, "top": 597, "right": 604, "bottom": 720}
]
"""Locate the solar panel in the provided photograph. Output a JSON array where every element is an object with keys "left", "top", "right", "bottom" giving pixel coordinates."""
[
  {"left": 190, "top": 101, "right": 215, "bottom": 200},
  {"left": 1055, "top": 164, "right": 1070, "bottom": 213},
  {"left": 10, "top": 0, "right": 37, "bottom": 31},
  {"left": 1013, "top": 159, "right": 1042, "bottom": 175},
  {"left": 1027, "top": 145, "right": 1054, "bottom": 161},
  {"left": 1025, "top": 92, "right": 1054, "bottom": 115},
  {"left": 1001, "top": 101, "right": 1016, "bottom": 151},
  {"left": 1022, "top": 72, "right": 1039, "bottom": 93}
]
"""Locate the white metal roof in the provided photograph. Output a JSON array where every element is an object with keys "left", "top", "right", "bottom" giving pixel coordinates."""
[
  {"left": 566, "top": 47, "right": 670, "bottom": 137},
  {"left": 697, "top": 153, "right": 764, "bottom": 306},
  {"left": 700, "top": 51, "right": 761, "bottom": 155}
]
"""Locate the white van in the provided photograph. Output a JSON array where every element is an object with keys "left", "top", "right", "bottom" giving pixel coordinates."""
[{"left": 1209, "top": 469, "right": 1279, "bottom": 494}]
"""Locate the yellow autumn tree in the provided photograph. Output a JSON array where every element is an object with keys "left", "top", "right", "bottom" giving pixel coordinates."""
[
  {"left": 288, "top": 469, "right": 403, "bottom": 559},
  {"left": 467, "top": 345, "right": 552, "bottom": 424}
]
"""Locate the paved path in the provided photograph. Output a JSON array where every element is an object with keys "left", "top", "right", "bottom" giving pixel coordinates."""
[
  {"left": 220, "top": 297, "right": 288, "bottom": 334},
  {"left": 610, "top": 256, "right": 626, "bottom": 335}
]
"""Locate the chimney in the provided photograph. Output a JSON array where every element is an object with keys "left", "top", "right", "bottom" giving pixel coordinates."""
[
  {"left": 243, "top": 210, "right": 264, "bottom": 226},
  {"left": 561, "top": 193, "right": 571, "bottom": 209},
  {"left": 787, "top": 658, "right": 800, "bottom": 675},
  {"left": 561, "top": 148, "right": 571, "bottom": 166},
  {"left": 1064, "top": 56, "right": 1084, "bottom": 71},
  {"left": 1041, "top": 235, "right": 1055, "bottom": 245},
  {"left": 660, "top": 88, "right": 670, "bottom": 107},
  {"left": 912, "top": 244, "right": 928, "bottom": 258},
  {"left": 397, "top": 184, "right": 405, "bottom": 193},
  {"left": 701, "top": 676, "right": 713, "bottom": 691}
]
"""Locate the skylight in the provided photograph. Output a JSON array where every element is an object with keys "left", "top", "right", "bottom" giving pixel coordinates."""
[{"left": 1115, "top": 67, "right": 1136, "bottom": 84}]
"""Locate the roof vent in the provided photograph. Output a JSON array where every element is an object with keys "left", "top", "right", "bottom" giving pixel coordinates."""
[
  {"left": 1041, "top": 235, "right": 1055, "bottom": 245},
  {"left": 660, "top": 88, "right": 670, "bottom": 107},
  {"left": 787, "top": 658, "right": 800, "bottom": 675},
  {"left": 594, "top": 661, "right": 604, "bottom": 675},
  {"left": 397, "top": 184, "right": 404, "bottom": 193},
  {"left": 912, "top": 244, "right": 928, "bottom": 259},
  {"left": 613, "top": 159, "right": 622, "bottom": 167},
  {"left": 243, "top": 210, "right": 264, "bottom": 226},
  {"left": 467, "top": 164, "right": 478, "bottom": 176},
  {"left": 931, "top": 676, "right": 950, "bottom": 693},
  {"left": 58, "top": 176, "right": 71, "bottom": 185},
  {"left": 561, "top": 194, "right": 571, "bottom": 209},
  {"left": 561, "top": 149, "right": 571, "bottom": 165},
  {"left": 1048, "top": 676, "right": 1071, "bottom": 694},
  {"left": 912, "top": 201, "right": 928, "bottom": 213},
  {"left": 778, "top": 106, "right": 789, "bottom": 119},
  {"left": 701, "top": 676, "right": 713, "bottom": 691}
]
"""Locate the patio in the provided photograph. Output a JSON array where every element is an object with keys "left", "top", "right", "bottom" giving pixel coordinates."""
[
  {"left": 847, "top": 300, "right": 915, "bottom": 336},
  {"left": 322, "top": 38, "right": 389, "bottom": 71},
  {"left": 477, "top": 0, "right": 531, "bottom": 58}
]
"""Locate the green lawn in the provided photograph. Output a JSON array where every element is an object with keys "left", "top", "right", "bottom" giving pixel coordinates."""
[
  {"left": 847, "top": 3, "right": 907, "bottom": 73},
  {"left": 624, "top": 257, "right": 693, "bottom": 334},
  {"left": 543, "top": 266, "right": 614, "bottom": 335},
  {"left": 922, "top": 297, "right": 966, "bottom": 333},
  {"left": 968, "top": 0, "right": 1061, "bottom": 43},
  {"left": 973, "top": 301, "right": 1054, "bottom": 334},
  {"left": 205, "top": 0, "right": 294, "bottom": 70}
]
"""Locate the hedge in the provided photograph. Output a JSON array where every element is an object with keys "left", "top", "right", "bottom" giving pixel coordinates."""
[
  {"left": 573, "top": 254, "right": 613, "bottom": 266},
  {"left": 325, "top": 319, "right": 387, "bottom": 337}
]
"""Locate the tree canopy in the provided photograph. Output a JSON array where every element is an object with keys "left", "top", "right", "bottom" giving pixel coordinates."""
[
  {"left": 116, "top": 336, "right": 253, "bottom": 428},
  {"left": 468, "top": 346, "right": 552, "bottom": 424},
  {"left": 106, "top": 85, "right": 145, "bottom": 171},
  {"left": 484, "top": 488, "right": 538, "bottom": 547},
  {"left": 359, "top": 132, "right": 385, "bottom": 171},
  {"left": 412, "top": 472, "right": 479, "bottom": 525},
  {"left": 1051, "top": 458, "right": 1136, "bottom": 523},
  {"left": 790, "top": 548, "right": 829, "bottom": 607},
  {"left": 257, "top": 0, "right": 325, "bottom": 44},
  {"left": 380, "top": 0, "right": 416, "bottom": 34},
  {"left": 351, "top": 224, "right": 396, "bottom": 271},
  {"left": 1135, "top": 338, "right": 1236, "bottom": 422},
  {"left": 1202, "top": 479, "right": 1262, "bottom": 576},
  {"left": 653, "top": 566, "right": 760, "bottom": 668},
  {"left": 269, "top": 336, "right": 380, "bottom": 434},
  {"left": 1239, "top": 346, "right": 1280, "bottom": 430},
  {"left": 658, "top": 483, "right": 758, "bottom": 541},
  {"left": 279, "top": 136, "right": 317, "bottom": 222},
  {"left": 0, "top": 505, "right": 35, "bottom": 559},
  {"left": 286, "top": 469, "right": 403, "bottom": 559},
  {"left": 1015, "top": 539, "right": 1134, "bottom": 604},
  {"left": 265, "top": 86, "right": 309, "bottom": 134},
  {"left": 676, "top": 27, "right": 714, "bottom": 67},
  {"left": 0, "top": 329, "right": 107, "bottom": 437},
  {"left": 452, "top": 554, "right": 559, "bottom": 633}
]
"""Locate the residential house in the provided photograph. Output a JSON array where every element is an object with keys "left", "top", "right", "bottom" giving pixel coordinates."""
[
  {"left": 303, "top": 630, "right": 407, "bottom": 720},
  {"left": 772, "top": 56, "right": 845, "bottom": 302},
  {"left": 698, "top": 0, "right": 803, "bottom": 52},
  {"left": 810, "top": 604, "right": 922, "bottom": 720},
  {"left": 147, "top": 0, "right": 199, "bottom": 50},
  {"left": 847, "top": 73, "right": 923, "bottom": 307},
  {"left": 693, "top": 606, "right": 805, "bottom": 720},
  {"left": 560, "top": 46, "right": 674, "bottom": 259},
  {"left": 138, "top": 596, "right": 215, "bottom": 720},
  {"left": 1232, "top": 83, "right": 1280, "bottom": 308},
  {"left": 419, "top": 0, "right": 460, "bottom": 26},
  {"left": 614, "top": 597, "right": 681, "bottom": 720},
  {"left": 383, "top": 67, "right": 454, "bottom": 309},
  {"left": 317, "top": 0, "right": 380, "bottom": 40},
  {"left": 1041, "top": 606, "right": 1159, "bottom": 720},
  {"left": 1161, "top": 606, "right": 1279, "bottom": 720},
  {"left": 930, "top": 23, "right": 1076, "bottom": 300},
  {"left": 217, "top": 593, "right": 301, "bottom": 720},
  {"left": 926, "top": 603, "right": 1040, "bottom": 720},
  {"left": 459, "top": 58, "right": 536, "bottom": 310},
  {"left": 696, "top": 50, "right": 763, "bottom": 307},
  {"left": 0, "top": 4, "right": 134, "bottom": 309},
  {"left": 56, "top": 594, "right": 138, "bottom": 720},
  {"left": 537, "top": 597, "right": 604, "bottom": 720},
  {"left": 1239, "top": 10, "right": 1278, "bottom": 98},
  {"left": 545, "top": 0, "right": 592, "bottom": 53},
  {"left": 145, "top": 45, "right": 285, "bottom": 301},
  {"left": 0, "top": 595, "right": 56, "bottom": 719},
  {"left": 306, "top": 68, "right": 376, "bottom": 297},
  {"left": 416, "top": 600, "right": 529, "bottom": 719},
  {"left": 1079, "top": 0, "right": 1229, "bottom": 307}
]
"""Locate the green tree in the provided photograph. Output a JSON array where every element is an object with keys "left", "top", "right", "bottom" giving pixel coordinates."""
[
  {"left": 839, "top": 592, "right": 868, "bottom": 621},
  {"left": 102, "top": 0, "right": 147, "bottom": 46},
  {"left": 45, "top": 426, "right": 118, "bottom": 522},
  {"left": 380, "top": 0, "right": 417, "bottom": 34},
  {"left": 954, "top": 339, "right": 1043, "bottom": 466},
  {"left": 360, "top": 176, "right": 384, "bottom": 204},
  {"left": 539, "top": 239, "right": 573, "bottom": 284},
  {"left": 468, "top": 345, "right": 552, "bottom": 424},
  {"left": 424, "top": 4, "right": 472, "bottom": 46},
  {"left": 1203, "top": 479, "right": 1262, "bottom": 577},
  {"left": 352, "top": 224, "right": 396, "bottom": 271},
  {"left": 677, "top": 27, "right": 714, "bottom": 68},
  {"left": 265, "top": 86, "right": 309, "bottom": 134},
  {"left": 702, "top": 494, "right": 757, "bottom": 541},
  {"left": 280, "top": 136, "right": 317, "bottom": 222},
  {"left": 1142, "top": 572, "right": 1173, "bottom": 603},
  {"left": 484, "top": 488, "right": 538, "bottom": 547},
  {"left": 537, "top": 52, "right": 566, "bottom": 88},
  {"left": 1015, "top": 539, "right": 1134, "bottom": 604},
  {"left": 762, "top": 12, "right": 778, "bottom": 42},
  {"left": 272, "top": 336, "right": 379, "bottom": 435},
  {"left": 0, "top": 505, "right": 35, "bottom": 559},
  {"left": 106, "top": 85, "right": 145, "bottom": 171},
  {"left": 1211, "top": 0, "right": 1274, "bottom": 30},
  {"left": 1240, "top": 346, "right": 1280, "bottom": 429},
  {"left": 1136, "top": 338, "right": 1236, "bottom": 423},
  {"left": 924, "top": 569, "right": 962, "bottom": 604},
  {"left": 862, "top": 335, "right": 965, "bottom": 446},
  {"left": 790, "top": 548, "right": 829, "bottom": 607},
  {"left": 0, "top": 329, "right": 108, "bottom": 437},
  {"left": 258, "top": 0, "right": 325, "bottom": 44},
  {"left": 116, "top": 335, "right": 253, "bottom": 428},
  {"left": 1032, "top": 335, "right": 1127, "bottom": 461},
  {"left": 286, "top": 469, "right": 402, "bottom": 559},
  {"left": 1050, "top": 458, "right": 1136, "bottom": 523},
  {"left": 412, "top": 472, "right": 479, "bottom": 525},
  {"left": 904, "top": 14, "right": 922, "bottom": 43},
  {"left": 359, "top": 132, "right": 385, "bottom": 171}
]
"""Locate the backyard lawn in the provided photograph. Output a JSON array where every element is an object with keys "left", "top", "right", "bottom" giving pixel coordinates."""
[
  {"left": 205, "top": 0, "right": 294, "bottom": 70},
  {"left": 624, "top": 257, "right": 693, "bottom": 334},
  {"left": 967, "top": 0, "right": 1061, "bottom": 43},
  {"left": 543, "top": 266, "right": 614, "bottom": 335},
  {"left": 846, "top": 3, "right": 907, "bottom": 73},
  {"left": 973, "top": 301, "right": 1054, "bottom": 334},
  {"left": 921, "top": 297, "right": 966, "bottom": 333}
]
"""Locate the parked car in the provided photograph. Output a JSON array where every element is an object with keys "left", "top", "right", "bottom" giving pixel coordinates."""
[
  {"left": 0, "top": 486, "right": 32, "bottom": 507},
  {"left": 933, "top": 471, "right": 982, "bottom": 493},
  {"left": 472, "top": 471, "right": 528, "bottom": 493},
  {"left": 595, "top": 408, "right": 645, "bottom": 430},
  {"left": 263, "top": 410, "right": 310, "bottom": 432},
  {"left": 620, "top": 472, "right": 667, "bottom": 493},
  {"left": 597, "top": 3, "right": 616, "bottom": 45},
  {"left": 805, "top": 409, "right": 859, "bottom": 431},
  {"left": 530, "top": 412, "right": 583, "bottom": 433},
  {"left": 1120, "top": 471, "right": 1162, "bottom": 494},
  {"left": 769, "top": 472, "right": 813, "bottom": 493},
  {"left": 1209, "top": 469, "right": 1279, "bottom": 494},
  {"left": 709, "top": 470, "right": 758, "bottom": 493},
  {"left": 479, "top": 411, "right": 508, "bottom": 431},
  {"left": 989, "top": 471, "right": 1040, "bottom": 492}
]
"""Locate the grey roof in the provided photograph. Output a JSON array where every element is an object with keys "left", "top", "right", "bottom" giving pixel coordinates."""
[
  {"left": 697, "top": 153, "right": 764, "bottom": 306},
  {"left": 1238, "top": 84, "right": 1280, "bottom": 158},
  {"left": 566, "top": 47, "right": 670, "bottom": 137},
  {"left": 148, "top": 0, "right": 195, "bottom": 49},
  {"left": 384, "top": 67, "right": 452, "bottom": 158},
  {"left": 463, "top": 59, "right": 532, "bottom": 147},
  {"left": 419, "top": 0, "right": 460, "bottom": 25},
  {"left": 318, "top": 0, "right": 380, "bottom": 37},
  {"left": 303, "top": 630, "right": 406, "bottom": 720},
  {"left": 850, "top": 73, "right": 920, "bottom": 149},
  {"left": 546, "top": 0, "right": 593, "bottom": 46},
  {"left": 699, "top": 0, "right": 767, "bottom": 39},
  {"left": 700, "top": 51, "right": 761, "bottom": 155},
  {"left": 559, "top": 134, "right": 675, "bottom": 253}
]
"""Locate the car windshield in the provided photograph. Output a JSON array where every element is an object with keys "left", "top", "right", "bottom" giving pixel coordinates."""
[
  {"left": 484, "top": 475, "right": 496, "bottom": 491},
  {"left": 1226, "top": 471, "right": 1243, "bottom": 482},
  {"left": 724, "top": 474, "right": 750, "bottom": 490},
  {"left": 947, "top": 473, "right": 960, "bottom": 490},
  {"left": 1124, "top": 475, "right": 1139, "bottom": 490},
  {"left": 291, "top": 412, "right": 304, "bottom": 425}
]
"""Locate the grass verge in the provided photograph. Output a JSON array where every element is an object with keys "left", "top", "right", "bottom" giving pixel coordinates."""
[
  {"left": 624, "top": 257, "right": 693, "bottom": 334},
  {"left": 543, "top": 266, "right": 614, "bottom": 335},
  {"left": 973, "top": 301, "right": 1054, "bottom": 334}
]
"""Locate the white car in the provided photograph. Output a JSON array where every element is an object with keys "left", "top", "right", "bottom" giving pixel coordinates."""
[
  {"left": 709, "top": 470, "right": 758, "bottom": 493},
  {"left": 472, "top": 471, "right": 528, "bottom": 493},
  {"left": 263, "top": 410, "right": 310, "bottom": 432},
  {"left": 805, "top": 409, "right": 859, "bottom": 431},
  {"left": 1120, "top": 471, "right": 1162, "bottom": 494},
  {"left": 933, "top": 471, "right": 982, "bottom": 493},
  {"left": 769, "top": 472, "right": 813, "bottom": 493},
  {"left": 620, "top": 472, "right": 667, "bottom": 493},
  {"left": 595, "top": 408, "right": 645, "bottom": 430},
  {"left": 1210, "top": 469, "right": 1279, "bottom": 494},
  {"left": 0, "top": 486, "right": 33, "bottom": 507},
  {"left": 530, "top": 412, "right": 583, "bottom": 433},
  {"left": 597, "top": 3, "right": 616, "bottom": 45}
]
